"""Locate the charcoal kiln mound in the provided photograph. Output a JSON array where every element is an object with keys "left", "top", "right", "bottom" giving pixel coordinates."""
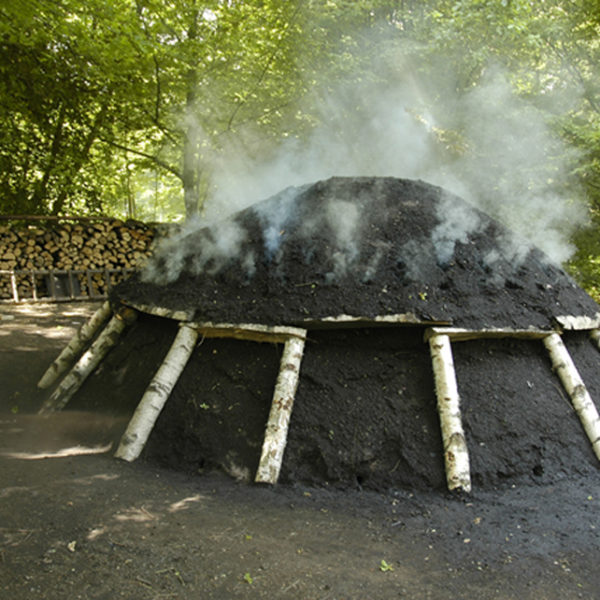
[
  {"left": 117, "top": 176, "right": 599, "bottom": 329},
  {"left": 39, "top": 177, "right": 600, "bottom": 493}
]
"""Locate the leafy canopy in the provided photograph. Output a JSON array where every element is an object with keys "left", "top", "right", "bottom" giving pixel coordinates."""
[{"left": 1, "top": 0, "right": 600, "bottom": 300}]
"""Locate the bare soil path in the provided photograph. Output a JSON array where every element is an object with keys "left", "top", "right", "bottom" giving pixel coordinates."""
[{"left": 1, "top": 303, "right": 599, "bottom": 599}]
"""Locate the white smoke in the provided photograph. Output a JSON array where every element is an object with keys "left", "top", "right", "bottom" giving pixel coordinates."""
[
  {"left": 431, "top": 191, "right": 481, "bottom": 266},
  {"left": 253, "top": 186, "right": 300, "bottom": 260},
  {"left": 433, "top": 67, "right": 585, "bottom": 265},
  {"left": 141, "top": 216, "right": 248, "bottom": 284},
  {"left": 203, "top": 66, "right": 584, "bottom": 268},
  {"left": 142, "top": 54, "right": 585, "bottom": 285},
  {"left": 205, "top": 81, "right": 436, "bottom": 218},
  {"left": 324, "top": 198, "right": 361, "bottom": 282}
]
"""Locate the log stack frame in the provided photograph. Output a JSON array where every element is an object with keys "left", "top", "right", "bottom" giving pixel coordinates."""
[
  {"left": 0, "top": 217, "right": 156, "bottom": 302},
  {"left": 37, "top": 303, "right": 600, "bottom": 491}
]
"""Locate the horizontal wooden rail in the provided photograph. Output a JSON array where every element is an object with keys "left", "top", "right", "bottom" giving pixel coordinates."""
[{"left": 0, "top": 268, "right": 135, "bottom": 303}]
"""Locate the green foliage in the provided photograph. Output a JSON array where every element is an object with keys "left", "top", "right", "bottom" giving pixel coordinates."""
[{"left": 1, "top": 0, "right": 600, "bottom": 294}]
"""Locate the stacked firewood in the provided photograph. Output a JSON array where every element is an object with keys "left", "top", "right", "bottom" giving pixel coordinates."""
[{"left": 0, "top": 219, "right": 156, "bottom": 300}]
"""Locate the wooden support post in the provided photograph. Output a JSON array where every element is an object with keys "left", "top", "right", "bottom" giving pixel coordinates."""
[
  {"left": 30, "top": 270, "right": 38, "bottom": 301},
  {"left": 255, "top": 334, "right": 306, "bottom": 484},
  {"left": 114, "top": 323, "right": 199, "bottom": 462},
  {"left": 428, "top": 333, "right": 472, "bottom": 493},
  {"left": 48, "top": 271, "right": 57, "bottom": 299},
  {"left": 67, "top": 271, "right": 75, "bottom": 298},
  {"left": 543, "top": 333, "right": 600, "bottom": 462},
  {"left": 37, "top": 301, "right": 113, "bottom": 389},
  {"left": 10, "top": 271, "right": 18, "bottom": 302},
  {"left": 86, "top": 271, "right": 94, "bottom": 297},
  {"left": 38, "top": 307, "right": 137, "bottom": 414}
]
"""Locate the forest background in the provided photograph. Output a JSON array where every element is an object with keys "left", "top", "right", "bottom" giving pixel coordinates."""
[{"left": 2, "top": 0, "right": 600, "bottom": 298}]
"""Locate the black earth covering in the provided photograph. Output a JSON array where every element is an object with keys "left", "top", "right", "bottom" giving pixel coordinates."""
[
  {"left": 114, "top": 177, "right": 599, "bottom": 329},
  {"left": 89, "top": 177, "right": 600, "bottom": 491}
]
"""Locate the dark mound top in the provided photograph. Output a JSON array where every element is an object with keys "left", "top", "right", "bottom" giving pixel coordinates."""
[{"left": 114, "top": 177, "right": 599, "bottom": 329}]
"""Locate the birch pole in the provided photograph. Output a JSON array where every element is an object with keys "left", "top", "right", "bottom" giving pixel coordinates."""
[
  {"left": 428, "top": 333, "right": 472, "bottom": 493},
  {"left": 37, "top": 301, "right": 112, "bottom": 389},
  {"left": 255, "top": 334, "right": 306, "bottom": 484},
  {"left": 543, "top": 333, "right": 600, "bottom": 462},
  {"left": 114, "top": 323, "right": 199, "bottom": 462},
  {"left": 38, "top": 307, "right": 137, "bottom": 414}
]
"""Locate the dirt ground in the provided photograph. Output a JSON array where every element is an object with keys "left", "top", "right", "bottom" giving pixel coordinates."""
[{"left": 1, "top": 302, "right": 600, "bottom": 599}]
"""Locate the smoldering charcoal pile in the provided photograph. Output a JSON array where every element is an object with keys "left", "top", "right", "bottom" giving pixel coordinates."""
[
  {"left": 115, "top": 177, "right": 599, "bottom": 329},
  {"left": 85, "top": 176, "right": 600, "bottom": 491}
]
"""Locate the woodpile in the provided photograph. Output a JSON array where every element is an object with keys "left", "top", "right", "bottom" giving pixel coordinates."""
[{"left": 0, "top": 219, "right": 156, "bottom": 301}]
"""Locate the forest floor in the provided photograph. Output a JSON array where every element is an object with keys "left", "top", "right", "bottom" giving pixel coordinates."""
[{"left": 0, "top": 302, "right": 599, "bottom": 599}]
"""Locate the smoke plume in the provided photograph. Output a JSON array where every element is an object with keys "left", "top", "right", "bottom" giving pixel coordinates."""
[{"left": 143, "top": 53, "right": 585, "bottom": 285}]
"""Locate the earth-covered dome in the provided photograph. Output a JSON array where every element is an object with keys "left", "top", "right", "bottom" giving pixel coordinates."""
[
  {"left": 48, "top": 176, "right": 600, "bottom": 491},
  {"left": 114, "top": 177, "right": 599, "bottom": 329}
]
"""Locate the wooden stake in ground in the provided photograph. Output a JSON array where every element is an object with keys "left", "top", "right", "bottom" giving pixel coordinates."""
[
  {"left": 114, "top": 323, "right": 199, "bottom": 462},
  {"left": 255, "top": 334, "right": 306, "bottom": 484},
  {"left": 428, "top": 333, "right": 472, "bottom": 493},
  {"left": 543, "top": 333, "right": 600, "bottom": 462},
  {"left": 38, "top": 307, "right": 138, "bottom": 414},
  {"left": 37, "top": 301, "right": 112, "bottom": 389}
]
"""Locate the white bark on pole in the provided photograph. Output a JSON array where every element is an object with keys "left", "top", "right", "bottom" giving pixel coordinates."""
[
  {"left": 114, "top": 323, "right": 199, "bottom": 462},
  {"left": 10, "top": 271, "right": 19, "bottom": 302},
  {"left": 255, "top": 334, "right": 306, "bottom": 484},
  {"left": 543, "top": 333, "right": 600, "bottom": 462},
  {"left": 556, "top": 314, "right": 600, "bottom": 331},
  {"left": 38, "top": 308, "right": 137, "bottom": 414},
  {"left": 37, "top": 301, "right": 112, "bottom": 389},
  {"left": 428, "top": 333, "right": 472, "bottom": 493}
]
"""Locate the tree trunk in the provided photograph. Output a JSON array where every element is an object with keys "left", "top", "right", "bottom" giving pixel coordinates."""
[
  {"left": 182, "top": 6, "right": 201, "bottom": 220},
  {"left": 30, "top": 102, "right": 67, "bottom": 214},
  {"left": 52, "top": 102, "right": 108, "bottom": 215},
  {"left": 183, "top": 120, "right": 199, "bottom": 220}
]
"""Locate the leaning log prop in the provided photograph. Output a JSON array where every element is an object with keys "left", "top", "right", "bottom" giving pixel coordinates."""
[
  {"left": 38, "top": 307, "right": 138, "bottom": 414},
  {"left": 255, "top": 334, "right": 307, "bottom": 484},
  {"left": 37, "top": 300, "right": 112, "bottom": 389},
  {"left": 115, "top": 319, "right": 307, "bottom": 481},
  {"left": 115, "top": 323, "right": 199, "bottom": 462},
  {"left": 543, "top": 333, "right": 600, "bottom": 462},
  {"left": 427, "top": 332, "right": 472, "bottom": 493}
]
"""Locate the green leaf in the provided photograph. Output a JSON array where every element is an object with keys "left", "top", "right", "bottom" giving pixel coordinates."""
[{"left": 379, "top": 559, "right": 394, "bottom": 572}]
